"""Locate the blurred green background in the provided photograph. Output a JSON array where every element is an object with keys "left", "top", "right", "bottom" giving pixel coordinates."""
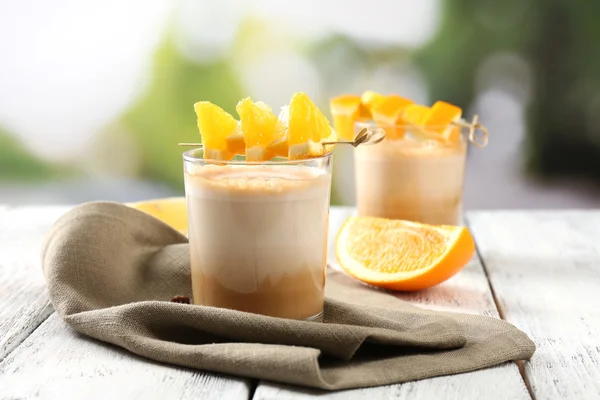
[{"left": 2, "top": 0, "right": 600, "bottom": 208}]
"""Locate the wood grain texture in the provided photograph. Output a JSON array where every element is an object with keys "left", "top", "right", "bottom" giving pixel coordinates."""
[
  {"left": 0, "top": 206, "right": 67, "bottom": 360},
  {"left": 254, "top": 208, "right": 530, "bottom": 400},
  {"left": 0, "top": 205, "right": 251, "bottom": 400},
  {"left": 256, "top": 366, "right": 523, "bottom": 400},
  {"left": 0, "top": 314, "right": 250, "bottom": 400},
  {"left": 468, "top": 211, "right": 600, "bottom": 400}
]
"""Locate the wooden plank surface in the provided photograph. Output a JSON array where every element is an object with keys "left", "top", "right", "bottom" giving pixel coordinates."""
[
  {"left": 0, "top": 205, "right": 251, "bottom": 400},
  {"left": 468, "top": 211, "right": 600, "bottom": 400},
  {"left": 254, "top": 208, "right": 531, "bottom": 400},
  {"left": 0, "top": 314, "right": 251, "bottom": 400},
  {"left": 0, "top": 206, "right": 67, "bottom": 360}
]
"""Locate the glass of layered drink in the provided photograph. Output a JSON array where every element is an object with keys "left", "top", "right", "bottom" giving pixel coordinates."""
[
  {"left": 183, "top": 148, "right": 332, "bottom": 321},
  {"left": 354, "top": 122, "right": 467, "bottom": 225}
]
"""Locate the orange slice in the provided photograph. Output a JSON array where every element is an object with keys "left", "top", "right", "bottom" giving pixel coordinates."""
[
  {"left": 260, "top": 105, "right": 290, "bottom": 158},
  {"left": 225, "top": 127, "right": 245, "bottom": 155},
  {"left": 423, "top": 101, "right": 462, "bottom": 143},
  {"left": 127, "top": 197, "right": 187, "bottom": 235},
  {"left": 402, "top": 104, "right": 431, "bottom": 126},
  {"left": 266, "top": 137, "right": 289, "bottom": 158},
  {"left": 371, "top": 95, "right": 414, "bottom": 139},
  {"left": 287, "top": 92, "right": 335, "bottom": 159},
  {"left": 330, "top": 94, "right": 363, "bottom": 140},
  {"left": 336, "top": 217, "right": 475, "bottom": 291},
  {"left": 236, "top": 98, "right": 284, "bottom": 161},
  {"left": 360, "top": 91, "right": 386, "bottom": 119},
  {"left": 194, "top": 101, "right": 239, "bottom": 160},
  {"left": 402, "top": 104, "right": 433, "bottom": 141}
]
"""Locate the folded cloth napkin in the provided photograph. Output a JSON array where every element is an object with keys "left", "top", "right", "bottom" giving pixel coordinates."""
[{"left": 42, "top": 202, "right": 534, "bottom": 390}]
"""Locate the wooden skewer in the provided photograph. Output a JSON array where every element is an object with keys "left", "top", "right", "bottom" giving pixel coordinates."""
[
  {"left": 452, "top": 114, "right": 489, "bottom": 148},
  {"left": 321, "top": 128, "right": 386, "bottom": 147},
  {"left": 178, "top": 117, "right": 487, "bottom": 149},
  {"left": 407, "top": 114, "right": 489, "bottom": 148},
  {"left": 178, "top": 128, "right": 387, "bottom": 148}
]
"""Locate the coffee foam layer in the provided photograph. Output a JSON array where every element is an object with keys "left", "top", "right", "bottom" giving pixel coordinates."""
[
  {"left": 185, "top": 165, "right": 330, "bottom": 201},
  {"left": 356, "top": 138, "right": 466, "bottom": 160}
]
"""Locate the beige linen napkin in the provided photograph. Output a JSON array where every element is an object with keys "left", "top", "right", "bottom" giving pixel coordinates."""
[{"left": 41, "top": 202, "right": 534, "bottom": 390}]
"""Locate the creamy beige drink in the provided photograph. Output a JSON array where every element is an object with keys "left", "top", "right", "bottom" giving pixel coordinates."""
[
  {"left": 184, "top": 163, "right": 331, "bottom": 320},
  {"left": 355, "top": 137, "right": 467, "bottom": 225}
]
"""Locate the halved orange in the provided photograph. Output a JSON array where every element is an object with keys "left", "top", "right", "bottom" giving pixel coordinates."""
[
  {"left": 194, "top": 101, "right": 239, "bottom": 160},
  {"left": 127, "top": 197, "right": 187, "bottom": 235},
  {"left": 371, "top": 95, "right": 414, "bottom": 139},
  {"left": 330, "top": 94, "right": 363, "bottom": 140},
  {"left": 336, "top": 217, "right": 475, "bottom": 291}
]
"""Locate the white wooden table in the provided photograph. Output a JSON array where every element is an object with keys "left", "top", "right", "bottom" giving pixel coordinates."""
[{"left": 1, "top": 205, "right": 599, "bottom": 399}]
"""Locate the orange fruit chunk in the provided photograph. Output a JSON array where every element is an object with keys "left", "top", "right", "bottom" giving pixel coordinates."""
[
  {"left": 336, "top": 216, "right": 475, "bottom": 291},
  {"left": 127, "top": 197, "right": 187, "bottom": 235},
  {"left": 263, "top": 105, "right": 291, "bottom": 158},
  {"left": 194, "top": 101, "right": 239, "bottom": 160},
  {"left": 402, "top": 104, "right": 431, "bottom": 126},
  {"left": 236, "top": 98, "right": 284, "bottom": 161},
  {"left": 225, "top": 129, "right": 245, "bottom": 155},
  {"left": 330, "top": 94, "right": 363, "bottom": 140},
  {"left": 266, "top": 136, "right": 289, "bottom": 158},
  {"left": 402, "top": 104, "right": 433, "bottom": 141},
  {"left": 423, "top": 101, "right": 462, "bottom": 143},
  {"left": 287, "top": 92, "right": 335, "bottom": 159},
  {"left": 360, "top": 91, "right": 386, "bottom": 119},
  {"left": 371, "top": 95, "right": 414, "bottom": 139}
]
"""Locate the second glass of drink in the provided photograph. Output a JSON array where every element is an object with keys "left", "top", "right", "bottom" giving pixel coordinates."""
[{"left": 354, "top": 122, "right": 467, "bottom": 225}]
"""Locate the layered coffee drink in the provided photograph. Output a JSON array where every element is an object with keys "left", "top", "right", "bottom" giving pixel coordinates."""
[
  {"left": 184, "top": 159, "right": 331, "bottom": 320},
  {"left": 330, "top": 92, "right": 484, "bottom": 226},
  {"left": 355, "top": 135, "right": 467, "bottom": 225}
]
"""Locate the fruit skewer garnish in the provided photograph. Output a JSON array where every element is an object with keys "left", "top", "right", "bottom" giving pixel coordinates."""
[
  {"left": 320, "top": 127, "right": 385, "bottom": 147},
  {"left": 179, "top": 92, "right": 386, "bottom": 160},
  {"left": 331, "top": 92, "right": 489, "bottom": 148},
  {"left": 178, "top": 126, "right": 385, "bottom": 149},
  {"left": 449, "top": 114, "right": 488, "bottom": 149}
]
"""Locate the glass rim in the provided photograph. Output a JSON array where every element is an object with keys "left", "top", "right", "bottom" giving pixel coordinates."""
[
  {"left": 355, "top": 120, "right": 464, "bottom": 130},
  {"left": 183, "top": 146, "right": 333, "bottom": 165},
  {"left": 355, "top": 120, "right": 467, "bottom": 145}
]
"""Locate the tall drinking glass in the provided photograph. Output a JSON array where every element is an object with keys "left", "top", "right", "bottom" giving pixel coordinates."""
[
  {"left": 183, "top": 148, "right": 332, "bottom": 321},
  {"left": 354, "top": 122, "right": 467, "bottom": 225}
]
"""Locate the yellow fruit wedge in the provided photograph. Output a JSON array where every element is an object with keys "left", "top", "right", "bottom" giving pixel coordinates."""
[
  {"left": 264, "top": 105, "right": 291, "bottom": 158},
  {"left": 321, "top": 129, "right": 339, "bottom": 155},
  {"left": 423, "top": 101, "right": 462, "bottom": 143},
  {"left": 330, "top": 94, "right": 363, "bottom": 140},
  {"left": 225, "top": 130, "right": 246, "bottom": 155},
  {"left": 402, "top": 104, "right": 433, "bottom": 140},
  {"left": 127, "top": 197, "right": 187, "bottom": 235},
  {"left": 266, "top": 136, "right": 289, "bottom": 158},
  {"left": 402, "top": 101, "right": 463, "bottom": 143},
  {"left": 360, "top": 91, "right": 387, "bottom": 119},
  {"left": 371, "top": 95, "right": 414, "bottom": 139},
  {"left": 403, "top": 104, "right": 431, "bottom": 126},
  {"left": 287, "top": 92, "right": 335, "bottom": 159},
  {"left": 336, "top": 217, "right": 475, "bottom": 291},
  {"left": 194, "top": 102, "right": 239, "bottom": 160},
  {"left": 236, "top": 98, "right": 285, "bottom": 161}
]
